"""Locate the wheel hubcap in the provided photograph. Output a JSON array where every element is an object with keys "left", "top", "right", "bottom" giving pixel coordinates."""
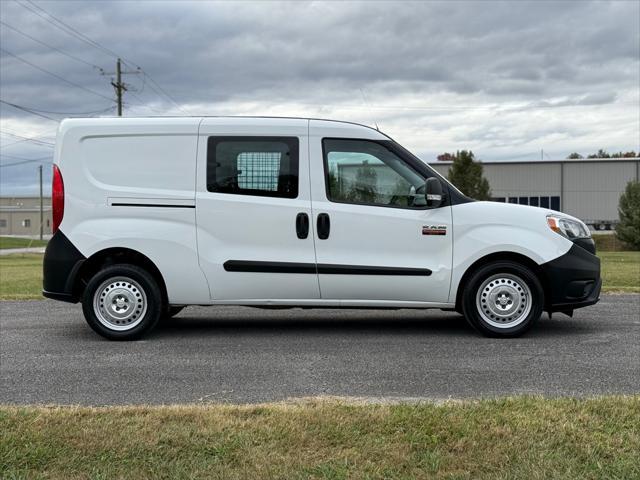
[
  {"left": 93, "top": 276, "right": 147, "bottom": 331},
  {"left": 476, "top": 273, "right": 532, "bottom": 328}
]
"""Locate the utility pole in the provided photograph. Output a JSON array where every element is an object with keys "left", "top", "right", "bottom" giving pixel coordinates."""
[
  {"left": 101, "top": 58, "right": 141, "bottom": 116},
  {"left": 114, "top": 58, "right": 124, "bottom": 116},
  {"left": 38, "top": 164, "right": 43, "bottom": 240}
]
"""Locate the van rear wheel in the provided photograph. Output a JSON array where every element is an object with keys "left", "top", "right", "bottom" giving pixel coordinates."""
[
  {"left": 462, "top": 261, "right": 543, "bottom": 338},
  {"left": 82, "top": 264, "right": 163, "bottom": 340}
]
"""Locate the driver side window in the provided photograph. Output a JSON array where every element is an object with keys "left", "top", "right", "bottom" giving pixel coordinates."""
[{"left": 323, "top": 138, "right": 426, "bottom": 208}]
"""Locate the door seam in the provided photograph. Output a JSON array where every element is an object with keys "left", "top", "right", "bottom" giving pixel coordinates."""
[{"left": 307, "top": 119, "right": 323, "bottom": 298}]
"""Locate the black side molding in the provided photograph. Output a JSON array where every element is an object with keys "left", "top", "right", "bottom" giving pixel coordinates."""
[
  {"left": 224, "top": 260, "right": 316, "bottom": 274},
  {"left": 43, "top": 290, "right": 77, "bottom": 302},
  {"left": 111, "top": 203, "right": 195, "bottom": 209},
  {"left": 318, "top": 264, "right": 431, "bottom": 276},
  {"left": 223, "top": 260, "right": 431, "bottom": 276}
]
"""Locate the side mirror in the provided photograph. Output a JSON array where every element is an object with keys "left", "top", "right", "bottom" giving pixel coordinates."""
[{"left": 425, "top": 177, "right": 444, "bottom": 208}]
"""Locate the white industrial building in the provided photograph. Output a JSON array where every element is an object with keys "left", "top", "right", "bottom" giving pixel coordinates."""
[{"left": 429, "top": 158, "right": 640, "bottom": 230}]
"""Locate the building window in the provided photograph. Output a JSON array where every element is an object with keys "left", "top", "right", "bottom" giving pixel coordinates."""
[
  {"left": 46, "top": 219, "right": 50, "bottom": 227},
  {"left": 503, "top": 196, "right": 560, "bottom": 210},
  {"left": 492, "top": 197, "right": 506, "bottom": 203},
  {"left": 0, "top": 219, "right": 7, "bottom": 228},
  {"left": 22, "top": 219, "right": 31, "bottom": 228},
  {"left": 207, "top": 136, "right": 299, "bottom": 198}
]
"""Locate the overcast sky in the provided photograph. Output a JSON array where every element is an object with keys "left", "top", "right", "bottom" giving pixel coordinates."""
[{"left": 1, "top": 0, "right": 639, "bottom": 195}]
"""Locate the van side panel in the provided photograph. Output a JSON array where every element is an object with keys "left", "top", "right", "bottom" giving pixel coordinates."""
[
  {"left": 80, "top": 134, "right": 196, "bottom": 197},
  {"left": 56, "top": 118, "right": 210, "bottom": 304}
]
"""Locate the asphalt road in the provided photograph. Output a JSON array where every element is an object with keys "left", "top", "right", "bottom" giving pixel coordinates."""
[{"left": 1, "top": 295, "right": 639, "bottom": 405}]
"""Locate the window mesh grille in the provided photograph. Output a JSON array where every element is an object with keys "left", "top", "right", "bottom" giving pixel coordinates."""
[{"left": 237, "top": 152, "right": 281, "bottom": 191}]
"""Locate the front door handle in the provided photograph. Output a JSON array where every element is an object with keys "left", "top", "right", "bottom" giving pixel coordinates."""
[
  {"left": 296, "top": 212, "right": 309, "bottom": 239},
  {"left": 317, "top": 213, "right": 330, "bottom": 240}
]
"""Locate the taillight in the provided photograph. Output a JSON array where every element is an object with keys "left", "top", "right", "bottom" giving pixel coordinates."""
[{"left": 52, "top": 164, "right": 64, "bottom": 233}]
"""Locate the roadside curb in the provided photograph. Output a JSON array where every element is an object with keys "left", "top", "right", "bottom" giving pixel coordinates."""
[{"left": 0, "top": 247, "right": 46, "bottom": 256}]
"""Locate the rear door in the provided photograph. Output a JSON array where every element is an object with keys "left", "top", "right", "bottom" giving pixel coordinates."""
[
  {"left": 195, "top": 118, "right": 320, "bottom": 301},
  {"left": 308, "top": 121, "right": 453, "bottom": 304}
]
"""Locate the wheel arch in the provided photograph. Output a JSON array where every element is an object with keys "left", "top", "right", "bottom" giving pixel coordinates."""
[
  {"left": 73, "top": 247, "right": 168, "bottom": 304},
  {"left": 454, "top": 251, "right": 549, "bottom": 312}
]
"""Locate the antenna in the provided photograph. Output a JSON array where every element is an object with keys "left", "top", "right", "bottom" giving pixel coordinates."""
[{"left": 359, "top": 88, "right": 379, "bottom": 130}]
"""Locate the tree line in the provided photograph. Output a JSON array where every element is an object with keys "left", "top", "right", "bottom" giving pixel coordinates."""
[{"left": 566, "top": 150, "right": 638, "bottom": 159}]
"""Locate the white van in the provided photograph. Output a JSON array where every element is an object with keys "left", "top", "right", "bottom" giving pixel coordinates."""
[{"left": 43, "top": 117, "right": 601, "bottom": 340}]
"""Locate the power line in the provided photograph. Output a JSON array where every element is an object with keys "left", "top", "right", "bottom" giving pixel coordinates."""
[
  {"left": 281, "top": 100, "right": 638, "bottom": 113},
  {"left": 0, "top": 138, "right": 55, "bottom": 149},
  {"left": 142, "top": 72, "right": 189, "bottom": 114},
  {"left": 14, "top": 0, "right": 187, "bottom": 114},
  {"left": 22, "top": 1, "right": 186, "bottom": 113},
  {"left": 0, "top": 130, "right": 55, "bottom": 146},
  {"left": 125, "top": 93, "right": 168, "bottom": 114},
  {"left": 0, "top": 158, "right": 52, "bottom": 168},
  {"left": 0, "top": 127, "right": 56, "bottom": 149},
  {"left": 0, "top": 19, "right": 104, "bottom": 70},
  {"left": 1, "top": 102, "right": 113, "bottom": 116},
  {"left": 0, "top": 152, "right": 53, "bottom": 168},
  {"left": 17, "top": 0, "right": 122, "bottom": 60},
  {"left": 1, "top": 153, "right": 52, "bottom": 161},
  {"left": 0, "top": 98, "right": 59, "bottom": 121},
  {"left": 1, "top": 48, "right": 115, "bottom": 102}
]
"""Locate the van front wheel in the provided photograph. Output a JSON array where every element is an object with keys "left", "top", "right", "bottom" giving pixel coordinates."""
[
  {"left": 82, "top": 264, "right": 163, "bottom": 340},
  {"left": 462, "top": 261, "right": 543, "bottom": 338}
]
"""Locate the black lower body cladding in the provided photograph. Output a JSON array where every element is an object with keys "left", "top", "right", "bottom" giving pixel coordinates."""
[
  {"left": 42, "top": 230, "right": 86, "bottom": 303},
  {"left": 541, "top": 242, "right": 601, "bottom": 312}
]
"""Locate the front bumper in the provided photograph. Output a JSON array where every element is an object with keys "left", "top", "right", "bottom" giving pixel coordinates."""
[{"left": 541, "top": 242, "right": 601, "bottom": 313}]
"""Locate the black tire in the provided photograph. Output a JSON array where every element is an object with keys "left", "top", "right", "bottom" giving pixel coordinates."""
[
  {"left": 81, "top": 264, "right": 164, "bottom": 340},
  {"left": 461, "top": 261, "right": 544, "bottom": 338}
]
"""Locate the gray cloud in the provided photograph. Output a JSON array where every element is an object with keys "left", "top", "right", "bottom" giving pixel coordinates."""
[{"left": 1, "top": 0, "right": 639, "bottom": 194}]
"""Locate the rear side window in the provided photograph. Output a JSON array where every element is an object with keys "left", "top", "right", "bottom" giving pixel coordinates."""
[{"left": 207, "top": 137, "right": 299, "bottom": 198}]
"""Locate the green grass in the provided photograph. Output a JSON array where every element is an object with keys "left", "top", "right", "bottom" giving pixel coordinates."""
[
  {"left": 0, "top": 251, "right": 637, "bottom": 301},
  {"left": 0, "top": 254, "right": 43, "bottom": 300},
  {"left": 1, "top": 397, "right": 638, "bottom": 479},
  {"left": 0, "top": 236, "right": 48, "bottom": 250},
  {"left": 592, "top": 233, "right": 635, "bottom": 252},
  {"left": 599, "top": 251, "right": 640, "bottom": 293}
]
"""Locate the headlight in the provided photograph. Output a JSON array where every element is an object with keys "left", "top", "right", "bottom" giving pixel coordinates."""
[{"left": 547, "top": 215, "right": 591, "bottom": 240}]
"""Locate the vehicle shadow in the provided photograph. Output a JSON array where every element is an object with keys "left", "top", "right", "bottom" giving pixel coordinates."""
[{"left": 151, "top": 307, "right": 596, "bottom": 339}]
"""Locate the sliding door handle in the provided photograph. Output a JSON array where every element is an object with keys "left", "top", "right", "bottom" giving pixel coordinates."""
[
  {"left": 317, "top": 213, "right": 330, "bottom": 240},
  {"left": 296, "top": 212, "right": 309, "bottom": 239}
]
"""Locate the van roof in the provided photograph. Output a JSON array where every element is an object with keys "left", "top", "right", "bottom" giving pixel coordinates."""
[
  {"left": 60, "top": 115, "right": 384, "bottom": 132},
  {"left": 58, "top": 116, "right": 391, "bottom": 142}
]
